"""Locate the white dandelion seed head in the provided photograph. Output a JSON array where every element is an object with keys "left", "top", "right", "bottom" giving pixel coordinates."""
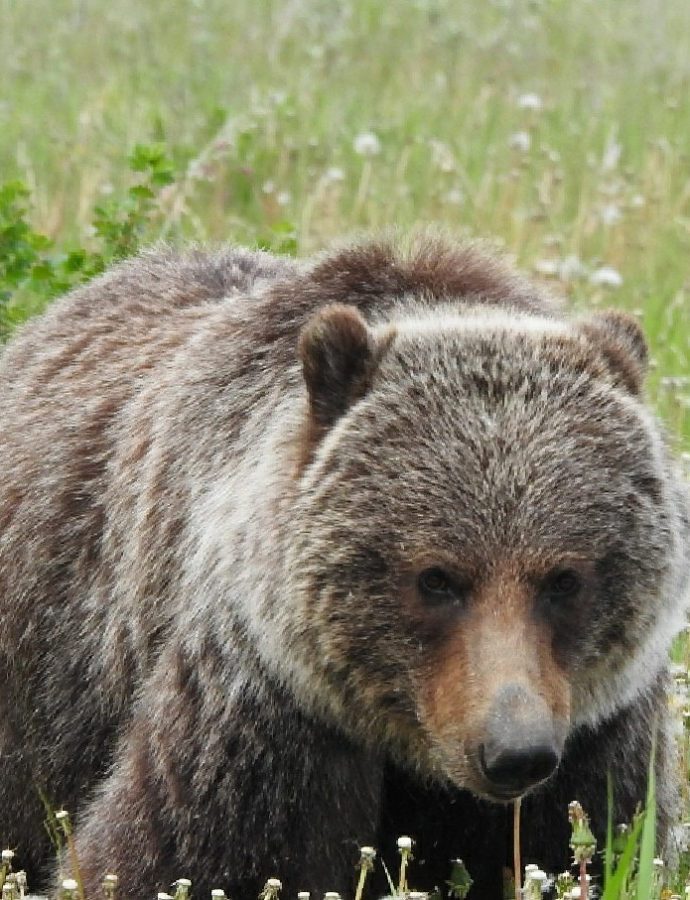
[
  {"left": 354, "top": 132, "right": 381, "bottom": 157},
  {"left": 509, "top": 131, "right": 531, "bottom": 152},
  {"left": 360, "top": 846, "right": 377, "bottom": 860},
  {"left": 324, "top": 166, "right": 345, "bottom": 183},
  {"left": 600, "top": 203, "right": 622, "bottom": 226},
  {"left": 589, "top": 265, "right": 623, "bottom": 288},
  {"left": 397, "top": 835, "right": 413, "bottom": 850},
  {"left": 1, "top": 850, "right": 14, "bottom": 862},
  {"left": 533, "top": 258, "right": 559, "bottom": 277},
  {"left": 602, "top": 139, "right": 622, "bottom": 172},
  {"left": 266, "top": 879, "right": 282, "bottom": 890},
  {"left": 211, "top": 891, "right": 227, "bottom": 899},
  {"left": 517, "top": 92, "right": 543, "bottom": 111},
  {"left": 62, "top": 880, "right": 79, "bottom": 892}
]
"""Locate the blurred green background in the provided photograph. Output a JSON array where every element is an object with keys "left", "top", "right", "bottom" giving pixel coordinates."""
[{"left": 1, "top": 0, "right": 688, "bottom": 445}]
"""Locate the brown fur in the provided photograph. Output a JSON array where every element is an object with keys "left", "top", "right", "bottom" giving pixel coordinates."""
[{"left": 0, "top": 233, "right": 688, "bottom": 899}]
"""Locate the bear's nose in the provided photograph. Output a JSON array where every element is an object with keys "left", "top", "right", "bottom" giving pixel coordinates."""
[
  {"left": 479, "top": 741, "right": 560, "bottom": 796},
  {"left": 479, "top": 682, "right": 561, "bottom": 797}
]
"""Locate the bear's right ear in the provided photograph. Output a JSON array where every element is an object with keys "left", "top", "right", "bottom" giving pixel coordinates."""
[{"left": 298, "top": 304, "right": 377, "bottom": 430}]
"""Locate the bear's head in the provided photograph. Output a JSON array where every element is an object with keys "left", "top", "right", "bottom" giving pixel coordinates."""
[{"left": 278, "top": 269, "right": 688, "bottom": 803}]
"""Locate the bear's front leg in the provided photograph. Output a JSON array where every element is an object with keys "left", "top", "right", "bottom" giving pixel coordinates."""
[{"left": 67, "top": 635, "right": 384, "bottom": 900}]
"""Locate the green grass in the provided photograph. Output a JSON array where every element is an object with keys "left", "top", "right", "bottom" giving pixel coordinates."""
[{"left": 2, "top": 0, "right": 688, "bottom": 445}]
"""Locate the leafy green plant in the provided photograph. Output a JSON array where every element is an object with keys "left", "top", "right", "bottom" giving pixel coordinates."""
[{"left": 0, "top": 144, "right": 175, "bottom": 339}]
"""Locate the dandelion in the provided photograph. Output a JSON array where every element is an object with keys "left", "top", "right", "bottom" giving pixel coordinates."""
[
  {"left": 509, "top": 131, "right": 531, "bottom": 152},
  {"left": 558, "top": 254, "right": 588, "bottom": 282},
  {"left": 517, "top": 93, "right": 543, "bottom": 111},
  {"left": 397, "top": 836, "right": 414, "bottom": 893},
  {"left": 61, "top": 880, "right": 80, "bottom": 900},
  {"left": 173, "top": 879, "right": 192, "bottom": 900},
  {"left": 446, "top": 859, "right": 473, "bottom": 899},
  {"left": 353, "top": 132, "right": 381, "bottom": 157},
  {"left": 589, "top": 266, "right": 623, "bottom": 288},
  {"left": 324, "top": 167, "right": 345, "bottom": 183},
  {"left": 259, "top": 879, "right": 282, "bottom": 900},
  {"left": 568, "top": 801, "right": 596, "bottom": 900},
  {"left": 102, "top": 874, "right": 118, "bottom": 900},
  {"left": 524, "top": 867, "right": 548, "bottom": 899},
  {"left": 210, "top": 891, "right": 227, "bottom": 899},
  {"left": 296, "top": 893, "right": 310, "bottom": 900},
  {"left": 354, "top": 846, "right": 376, "bottom": 900},
  {"left": 599, "top": 204, "right": 622, "bottom": 226},
  {"left": 14, "top": 872, "right": 26, "bottom": 900},
  {"left": 533, "top": 259, "right": 559, "bottom": 277},
  {"left": 445, "top": 188, "right": 465, "bottom": 205},
  {"left": 2, "top": 877, "right": 19, "bottom": 900},
  {"left": 601, "top": 137, "right": 622, "bottom": 172}
]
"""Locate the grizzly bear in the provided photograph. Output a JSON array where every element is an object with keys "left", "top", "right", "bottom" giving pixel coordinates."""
[{"left": 0, "top": 234, "right": 688, "bottom": 900}]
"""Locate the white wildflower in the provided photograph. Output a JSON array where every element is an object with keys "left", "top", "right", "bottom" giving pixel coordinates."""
[
  {"left": 276, "top": 191, "right": 291, "bottom": 207},
  {"left": 509, "top": 131, "right": 531, "bottom": 152},
  {"left": 589, "top": 265, "right": 623, "bottom": 288},
  {"left": 262, "top": 180, "right": 275, "bottom": 194},
  {"left": 602, "top": 137, "right": 622, "bottom": 171},
  {"left": 446, "top": 188, "right": 465, "bottom": 205},
  {"left": 354, "top": 132, "right": 381, "bottom": 157},
  {"left": 429, "top": 139, "right": 455, "bottom": 173},
  {"left": 533, "top": 259, "right": 559, "bottom": 277},
  {"left": 600, "top": 203, "right": 622, "bottom": 225},
  {"left": 518, "top": 92, "right": 543, "bottom": 111},
  {"left": 211, "top": 891, "right": 227, "bottom": 899},
  {"left": 324, "top": 166, "right": 345, "bottom": 183},
  {"left": 397, "top": 836, "right": 413, "bottom": 850},
  {"left": 558, "top": 254, "right": 588, "bottom": 281}
]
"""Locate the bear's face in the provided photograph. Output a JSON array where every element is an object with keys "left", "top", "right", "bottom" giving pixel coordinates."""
[{"left": 285, "top": 304, "right": 679, "bottom": 801}]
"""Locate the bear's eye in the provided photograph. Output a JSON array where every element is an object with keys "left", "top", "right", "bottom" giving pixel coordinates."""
[
  {"left": 417, "top": 567, "right": 466, "bottom": 606},
  {"left": 543, "top": 568, "right": 582, "bottom": 601}
]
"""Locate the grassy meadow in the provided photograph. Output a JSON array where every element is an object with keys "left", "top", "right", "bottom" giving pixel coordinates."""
[
  {"left": 1, "top": 0, "right": 690, "bottom": 896},
  {"left": 1, "top": 0, "right": 689, "bottom": 447}
]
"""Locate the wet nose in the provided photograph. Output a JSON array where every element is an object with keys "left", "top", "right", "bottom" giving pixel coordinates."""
[
  {"left": 479, "top": 683, "right": 561, "bottom": 796},
  {"left": 479, "top": 741, "right": 560, "bottom": 793}
]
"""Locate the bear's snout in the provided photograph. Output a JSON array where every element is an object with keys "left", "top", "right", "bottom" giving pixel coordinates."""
[{"left": 478, "top": 683, "right": 561, "bottom": 799}]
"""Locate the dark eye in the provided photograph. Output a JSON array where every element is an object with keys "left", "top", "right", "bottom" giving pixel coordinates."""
[
  {"left": 418, "top": 567, "right": 466, "bottom": 606},
  {"left": 544, "top": 568, "right": 582, "bottom": 601}
]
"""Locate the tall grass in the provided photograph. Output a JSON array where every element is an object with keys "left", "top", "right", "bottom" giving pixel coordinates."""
[{"left": 0, "top": 0, "right": 688, "bottom": 444}]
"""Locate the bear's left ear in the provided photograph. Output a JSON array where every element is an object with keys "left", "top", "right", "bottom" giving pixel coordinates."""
[
  {"left": 578, "top": 309, "right": 648, "bottom": 394},
  {"left": 298, "top": 304, "right": 378, "bottom": 429}
]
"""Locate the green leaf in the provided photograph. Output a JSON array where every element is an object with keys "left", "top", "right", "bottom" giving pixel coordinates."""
[
  {"left": 635, "top": 730, "right": 657, "bottom": 900},
  {"left": 601, "top": 812, "right": 645, "bottom": 900}
]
